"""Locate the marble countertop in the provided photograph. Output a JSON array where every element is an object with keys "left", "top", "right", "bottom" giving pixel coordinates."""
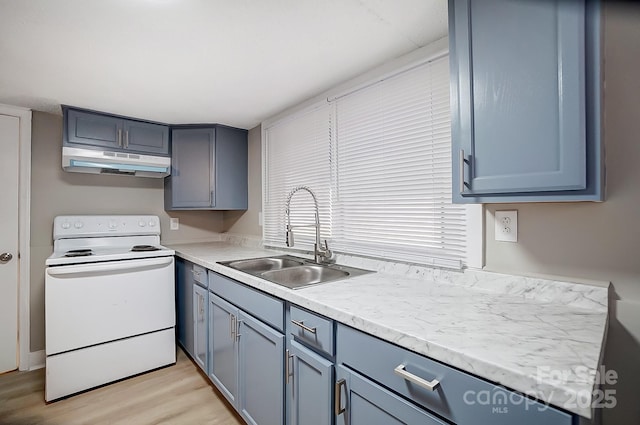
[{"left": 167, "top": 240, "right": 609, "bottom": 419}]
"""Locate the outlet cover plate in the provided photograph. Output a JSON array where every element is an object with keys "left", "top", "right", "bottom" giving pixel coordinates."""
[
  {"left": 170, "top": 218, "right": 179, "bottom": 230},
  {"left": 495, "top": 210, "right": 517, "bottom": 242}
]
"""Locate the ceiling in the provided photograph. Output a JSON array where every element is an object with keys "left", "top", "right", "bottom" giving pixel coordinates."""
[{"left": 0, "top": 0, "right": 447, "bottom": 129}]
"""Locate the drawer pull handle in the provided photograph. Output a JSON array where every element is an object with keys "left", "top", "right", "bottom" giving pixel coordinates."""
[
  {"left": 394, "top": 364, "right": 440, "bottom": 391},
  {"left": 291, "top": 319, "right": 317, "bottom": 334},
  {"left": 334, "top": 378, "right": 346, "bottom": 415}
]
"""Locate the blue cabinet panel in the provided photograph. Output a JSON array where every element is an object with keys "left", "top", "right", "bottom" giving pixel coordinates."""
[
  {"left": 192, "top": 264, "right": 208, "bottom": 288},
  {"left": 336, "top": 365, "right": 447, "bottom": 425},
  {"left": 124, "top": 120, "right": 170, "bottom": 155},
  {"left": 192, "top": 284, "right": 208, "bottom": 372},
  {"left": 238, "top": 311, "right": 285, "bottom": 425},
  {"left": 215, "top": 126, "right": 249, "bottom": 210},
  {"left": 288, "top": 340, "right": 333, "bottom": 425},
  {"left": 175, "top": 258, "right": 194, "bottom": 358},
  {"left": 165, "top": 125, "right": 248, "bottom": 210},
  {"left": 449, "top": 0, "right": 602, "bottom": 202},
  {"left": 66, "top": 109, "right": 122, "bottom": 150},
  {"left": 208, "top": 293, "right": 239, "bottom": 406},
  {"left": 289, "top": 305, "right": 334, "bottom": 356},
  {"left": 210, "top": 271, "right": 284, "bottom": 332},
  {"left": 167, "top": 129, "right": 214, "bottom": 208}
]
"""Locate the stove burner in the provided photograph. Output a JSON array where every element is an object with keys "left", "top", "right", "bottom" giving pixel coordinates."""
[
  {"left": 131, "top": 245, "right": 160, "bottom": 252},
  {"left": 64, "top": 249, "right": 93, "bottom": 257}
]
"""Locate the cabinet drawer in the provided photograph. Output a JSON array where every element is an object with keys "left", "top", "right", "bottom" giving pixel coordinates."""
[
  {"left": 336, "top": 365, "right": 447, "bottom": 425},
  {"left": 192, "top": 264, "right": 207, "bottom": 288},
  {"left": 209, "top": 272, "right": 284, "bottom": 332},
  {"left": 289, "top": 305, "right": 334, "bottom": 356},
  {"left": 336, "top": 324, "right": 572, "bottom": 425}
]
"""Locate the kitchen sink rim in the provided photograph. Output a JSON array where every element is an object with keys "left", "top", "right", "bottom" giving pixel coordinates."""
[{"left": 217, "top": 254, "right": 374, "bottom": 289}]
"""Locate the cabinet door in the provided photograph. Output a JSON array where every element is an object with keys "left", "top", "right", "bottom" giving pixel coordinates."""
[
  {"left": 238, "top": 310, "right": 284, "bottom": 425},
  {"left": 450, "top": 0, "right": 601, "bottom": 202},
  {"left": 123, "top": 120, "right": 169, "bottom": 155},
  {"left": 214, "top": 126, "right": 248, "bottom": 210},
  {"left": 288, "top": 340, "right": 332, "bottom": 425},
  {"left": 192, "top": 284, "right": 208, "bottom": 371},
  {"left": 335, "top": 365, "right": 447, "bottom": 425},
  {"left": 175, "top": 259, "right": 194, "bottom": 357},
  {"left": 209, "top": 293, "right": 239, "bottom": 406},
  {"left": 167, "top": 129, "right": 214, "bottom": 209},
  {"left": 65, "top": 109, "right": 123, "bottom": 150}
]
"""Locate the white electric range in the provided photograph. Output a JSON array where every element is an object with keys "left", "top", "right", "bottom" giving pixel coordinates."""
[{"left": 44, "top": 215, "right": 176, "bottom": 401}]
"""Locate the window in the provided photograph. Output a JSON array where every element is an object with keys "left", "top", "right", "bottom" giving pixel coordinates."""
[
  {"left": 263, "top": 53, "right": 480, "bottom": 269},
  {"left": 263, "top": 104, "right": 333, "bottom": 250}
]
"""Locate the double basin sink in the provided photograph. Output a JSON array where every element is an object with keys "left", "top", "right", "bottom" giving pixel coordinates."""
[{"left": 218, "top": 255, "right": 372, "bottom": 289}]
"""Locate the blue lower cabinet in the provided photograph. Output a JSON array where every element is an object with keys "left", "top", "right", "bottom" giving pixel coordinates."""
[
  {"left": 336, "top": 365, "right": 447, "bottom": 425},
  {"left": 208, "top": 291, "right": 285, "bottom": 425},
  {"left": 192, "top": 284, "right": 208, "bottom": 372},
  {"left": 238, "top": 311, "right": 285, "bottom": 425},
  {"left": 288, "top": 340, "right": 333, "bottom": 425},
  {"left": 208, "top": 294, "right": 239, "bottom": 405}
]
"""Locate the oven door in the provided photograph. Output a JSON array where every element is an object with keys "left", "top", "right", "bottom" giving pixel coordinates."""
[{"left": 45, "top": 256, "right": 175, "bottom": 355}]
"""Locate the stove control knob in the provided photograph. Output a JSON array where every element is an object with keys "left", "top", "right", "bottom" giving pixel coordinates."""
[
  {"left": 74, "top": 221, "right": 84, "bottom": 229},
  {"left": 138, "top": 220, "right": 146, "bottom": 227},
  {"left": 148, "top": 220, "right": 156, "bottom": 227},
  {"left": 109, "top": 220, "right": 117, "bottom": 229},
  {"left": 61, "top": 222, "right": 71, "bottom": 229}
]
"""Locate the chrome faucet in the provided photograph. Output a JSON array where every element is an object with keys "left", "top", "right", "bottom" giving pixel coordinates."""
[{"left": 285, "top": 186, "right": 332, "bottom": 264}]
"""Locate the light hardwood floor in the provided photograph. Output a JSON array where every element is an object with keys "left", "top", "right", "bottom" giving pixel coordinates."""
[{"left": 0, "top": 348, "right": 244, "bottom": 425}]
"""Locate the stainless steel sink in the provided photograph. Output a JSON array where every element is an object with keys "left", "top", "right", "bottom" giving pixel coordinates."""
[
  {"left": 261, "top": 265, "right": 350, "bottom": 289},
  {"left": 218, "top": 255, "right": 372, "bottom": 289},
  {"left": 225, "top": 257, "right": 304, "bottom": 273}
]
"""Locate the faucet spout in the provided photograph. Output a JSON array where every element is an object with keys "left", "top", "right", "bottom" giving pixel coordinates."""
[{"left": 284, "top": 186, "right": 332, "bottom": 263}]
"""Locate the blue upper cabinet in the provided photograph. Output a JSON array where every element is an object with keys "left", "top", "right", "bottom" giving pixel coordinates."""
[
  {"left": 123, "top": 120, "right": 170, "bottom": 155},
  {"left": 449, "top": 0, "right": 603, "bottom": 203},
  {"left": 165, "top": 125, "right": 248, "bottom": 211},
  {"left": 63, "top": 106, "right": 169, "bottom": 156},
  {"left": 166, "top": 128, "right": 216, "bottom": 209}
]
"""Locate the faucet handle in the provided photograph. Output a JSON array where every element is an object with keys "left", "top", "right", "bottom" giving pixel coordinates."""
[{"left": 320, "top": 240, "right": 332, "bottom": 262}]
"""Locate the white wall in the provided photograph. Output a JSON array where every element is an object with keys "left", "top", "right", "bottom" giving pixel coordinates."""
[{"left": 484, "top": 3, "right": 640, "bottom": 424}]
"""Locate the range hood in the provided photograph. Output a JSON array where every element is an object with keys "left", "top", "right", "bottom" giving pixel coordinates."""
[{"left": 62, "top": 147, "right": 171, "bottom": 178}]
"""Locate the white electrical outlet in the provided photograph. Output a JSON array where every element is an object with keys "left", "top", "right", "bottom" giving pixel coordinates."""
[
  {"left": 170, "top": 218, "right": 179, "bottom": 230},
  {"left": 494, "top": 210, "right": 517, "bottom": 242}
]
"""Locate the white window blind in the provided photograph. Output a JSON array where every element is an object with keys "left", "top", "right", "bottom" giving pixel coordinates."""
[
  {"left": 263, "top": 104, "right": 333, "bottom": 250},
  {"left": 332, "top": 57, "right": 467, "bottom": 268},
  {"left": 263, "top": 54, "right": 470, "bottom": 268}
]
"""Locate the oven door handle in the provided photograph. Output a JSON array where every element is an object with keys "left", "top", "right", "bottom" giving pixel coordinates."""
[{"left": 46, "top": 256, "right": 174, "bottom": 277}]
